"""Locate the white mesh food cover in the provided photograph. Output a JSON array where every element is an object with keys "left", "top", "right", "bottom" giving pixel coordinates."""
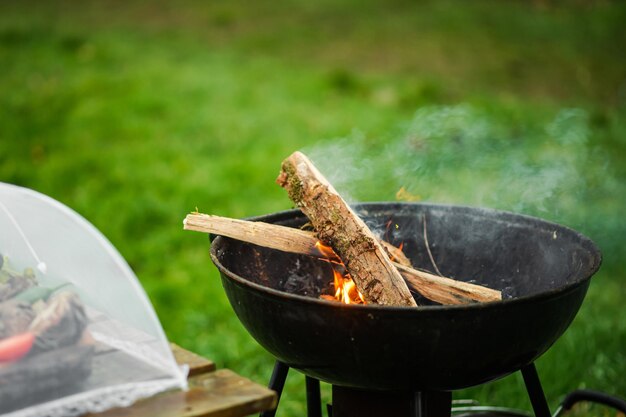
[{"left": 0, "top": 183, "right": 187, "bottom": 417}]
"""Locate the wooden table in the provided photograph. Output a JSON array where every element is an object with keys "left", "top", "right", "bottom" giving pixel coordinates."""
[{"left": 87, "top": 344, "right": 277, "bottom": 417}]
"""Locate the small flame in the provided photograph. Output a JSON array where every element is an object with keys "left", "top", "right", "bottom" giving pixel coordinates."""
[
  {"left": 389, "top": 242, "right": 404, "bottom": 262},
  {"left": 333, "top": 269, "right": 365, "bottom": 305},
  {"left": 315, "top": 241, "right": 338, "bottom": 259},
  {"left": 316, "top": 241, "right": 365, "bottom": 305}
]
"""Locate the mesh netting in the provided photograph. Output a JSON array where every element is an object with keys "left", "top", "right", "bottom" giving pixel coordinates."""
[{"left": 0, "top": 183, "right": 187, "bottom": 416}]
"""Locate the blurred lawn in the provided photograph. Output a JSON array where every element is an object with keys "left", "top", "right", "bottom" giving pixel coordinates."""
[{"left": 1, "top": 1, "right": 625, "bottom": 415}]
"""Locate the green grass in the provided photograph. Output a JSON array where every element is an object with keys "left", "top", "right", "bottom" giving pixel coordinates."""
[{"left": 0, "top": 1, "right": 625, "bottom": 415}]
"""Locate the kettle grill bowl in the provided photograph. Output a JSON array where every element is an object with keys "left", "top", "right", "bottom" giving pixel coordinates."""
[{"left": 211, "top": 203, "right": 601, "bottom": 391}]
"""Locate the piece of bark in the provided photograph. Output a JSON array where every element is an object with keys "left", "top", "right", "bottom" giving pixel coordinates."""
[
  {"left": 276, "top": 152, "right": 416, "bottom": 306},
  {"left": 184, "top": 213, "right": 502, "bottom": 304}
]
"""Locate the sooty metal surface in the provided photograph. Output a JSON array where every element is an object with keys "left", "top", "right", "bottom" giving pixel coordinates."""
[{"left": 210, "top": 203, "right": 601, "bottom": 391}]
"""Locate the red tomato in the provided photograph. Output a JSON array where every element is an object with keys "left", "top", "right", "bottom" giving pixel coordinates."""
[{"left": 0, "top": 332, "right": 35, "bottom": 362}]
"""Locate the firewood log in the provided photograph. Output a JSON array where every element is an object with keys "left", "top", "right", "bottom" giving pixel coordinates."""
[
  {"left": 275, "top": 152, "right": 417, "bottom": 306},
  {"left": 184, "top": 213, "right": 502, "bottom": 305}
]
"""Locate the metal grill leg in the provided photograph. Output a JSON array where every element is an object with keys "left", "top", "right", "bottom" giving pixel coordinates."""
[
  {"left": 411, "top": 391, "right": 452, "bottom": 417},
  {"left": 412, "top": 392, "right": 424, "bottom": 417},
  {"left": 260, "top": 361, "right": 290, "bottom": 417},
  {"left": 306, "top": 376, "right": 322, "bottom": 417},
  {"left": 521, "top": 363, "right": 551, "bottom": 417}
]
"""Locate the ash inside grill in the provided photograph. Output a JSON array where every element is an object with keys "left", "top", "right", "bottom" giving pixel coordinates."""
[{"left": 216, "top": 240, "right": 333, "bottom": 299}]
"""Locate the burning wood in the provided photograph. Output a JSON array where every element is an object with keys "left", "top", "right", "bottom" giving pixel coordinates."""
[
  {"left": 380, "top": 241, "right": 412, "bottom": 267},
  {"left": 184, "top": 151, "right": 503, "bottom": 306},
  {"left": 276, "top": 151, "right": 416, "bottom": 307},
  {"left": 183, "top": 214, "right": 502, "bottom": 305},
  {"left": 312, "top": 241, "right": 364, "bottom": 303}
]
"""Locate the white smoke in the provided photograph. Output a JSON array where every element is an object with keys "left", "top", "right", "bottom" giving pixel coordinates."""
[{"left": 303, "top": 104, "right": 598, "bottom": 221}]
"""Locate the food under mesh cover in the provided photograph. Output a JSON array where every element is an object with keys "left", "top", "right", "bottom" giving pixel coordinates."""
[{"left": 0, "top": 183, "right": 187, "bottom": 417}]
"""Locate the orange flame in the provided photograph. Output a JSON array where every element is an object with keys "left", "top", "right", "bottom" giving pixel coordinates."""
[
  {"left": 315, "top": 241, "right": 338, "bottom": 259},
  {"left": 316, "top": 241, "right": 365, "bottom": 305},
  {"left": 388, "top": 242, "right": 404, "bottom": 263},
  {"left": 333, "top": 269, "right": 366, "bottom": 304}
]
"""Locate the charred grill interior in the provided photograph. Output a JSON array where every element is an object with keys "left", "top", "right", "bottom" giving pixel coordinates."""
[{"left": 210, "top": 202, "right": 602, "bottom": 416}]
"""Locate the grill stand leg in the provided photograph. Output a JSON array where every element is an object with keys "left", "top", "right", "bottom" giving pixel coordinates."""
[
  {"left": 262, "top": 363, "right": 548, "bottom": 417},
  {"left": 260, "top": 361, "right": 289, "bottom": 417},
  {"left": 306, "top": 376, "right": 322, "bottom": 417},
  {"left": 521, "top": 363, "right": 551, "bottom": 417},
  {"left": 412, "top": 391, "right": 452, "bottom": 417}
]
